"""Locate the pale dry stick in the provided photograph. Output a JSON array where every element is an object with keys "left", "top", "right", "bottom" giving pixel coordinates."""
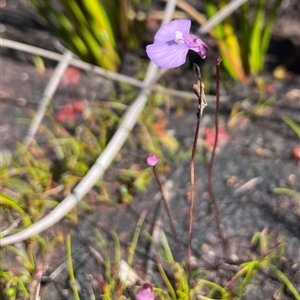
[
  {"left": 234, "top": 177, "right": 263, "bottom": 197},
  {"left": 0, "top": 38, "right": 143, "bottom": 87},
  {"left": 23, "top": 51, "right": 73, "bottom": 148},
  {"left": 197, "top": 0, "right": 249, "bottom": 35},
  {"left": 1, "top": 217, "right": 21, "bottom": 237},
  {"left": 162, "top": 0, "right": 248, "bottom": 35},
  {"left": 29, "top": 269, "right": 43, "bottom": 300},
  {"left": 41, "top": 261, "right": 68, "bottom": 282},
  {"left": 0, "top": 0, "right": 178, "bottom": 247},
  {"left": 174, "top": 0, "right": 207, "bottom": 26},
  {"left": 0, "top": 39, "right": 228, "bottom": 103},
  {"left": 147, "top": 10, "right": 189, "bottom": 20}
]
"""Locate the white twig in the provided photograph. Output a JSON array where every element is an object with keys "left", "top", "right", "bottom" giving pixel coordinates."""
[
  {"left": 234, "top": 177, "right": 263, "bottom": 197},
  {"left": 198, "top": 0, "right": 249, "bottom": 34},
  {"left": 1, "top": 217, "right": 21, "bottom": 236},
  {"left": 23, "top": 51, "right": 72, "bottom": 148},
  {"left": 0, "top": 38, "right": 229, "bottom": 103},
  {"left": 0, "top": 0, "right": 178, "bottom": 246}
]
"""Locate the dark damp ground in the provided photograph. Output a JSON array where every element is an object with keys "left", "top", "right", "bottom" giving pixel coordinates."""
[{"left": 1, "top": 1, "right": 300, "bottom": 299}]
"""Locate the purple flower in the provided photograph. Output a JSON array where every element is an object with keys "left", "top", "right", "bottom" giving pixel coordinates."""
[
  {"left": 137, "top": 283, "right": 155, "bottom": 300},
  {"left": 146, "top": 19, "right": 207, "bottom": 68},
  {"left": 147, "top": 154, "right": 159, "bottom": 167}
]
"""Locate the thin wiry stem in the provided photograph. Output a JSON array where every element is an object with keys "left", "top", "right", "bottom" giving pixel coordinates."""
[
  {"left": 188, "top": 64, "right": 207, "bottom": 277},
  {"left": 153, "top": 167, "right": 183, "bottom": 257},
  {"left": 207, "top": 57, "right": 227, "bottom": 260}
]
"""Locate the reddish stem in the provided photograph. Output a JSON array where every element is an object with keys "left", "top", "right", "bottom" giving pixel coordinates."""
[
  {"left": 188, "top": 64, "right": 205, "bottom": 278},
  {"left": 152, "top": 166, "right": 183, "bottom": 256},
  {"left": 207, "top": 57, "right": 227, "bottom": 259}
]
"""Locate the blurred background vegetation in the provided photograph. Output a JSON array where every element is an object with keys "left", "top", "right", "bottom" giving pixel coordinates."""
[
  {"left": 29, "top": 0, "right": 152, "bottom": 71},
  {"left": 204, "top": 0, "right": 282, "bottom": 82}
]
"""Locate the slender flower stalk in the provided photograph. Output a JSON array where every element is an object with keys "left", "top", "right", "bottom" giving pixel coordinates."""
[
  {"left": 188, "top": 64, "right": 207, "bottom": 277},
  {"left": 207, "top": 58, "right": 227, "bottom": 259},
  {"left": 147, "top": 155, "right": 182, "bottom": 256}
]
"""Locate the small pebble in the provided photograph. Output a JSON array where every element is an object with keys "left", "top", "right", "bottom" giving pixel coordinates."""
[
  {"left": 17, "top": 97, "right": 27, "bottom": 106},
  {"left": 19, "top": 73, "right": 29, "bottom": 81}
]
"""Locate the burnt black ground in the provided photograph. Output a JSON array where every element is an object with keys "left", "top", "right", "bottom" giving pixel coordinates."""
[{"left": 1, "top": 1, "right": 300, "bottom": 299}]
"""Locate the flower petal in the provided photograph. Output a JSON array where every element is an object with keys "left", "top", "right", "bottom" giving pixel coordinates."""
[
  {"left": 137, "top": 283, "right": 155, "bottom": 300},
  {"left": 146, "top": 42, "right": 188, "bottom": 68},
  {"left": 154, "top": 19, "right": 191, "bottom": 44},
  {"left": 182, "top": 33, "right": 207, "bottom": 59},
  {"left": 146, "top": 154, "right": 159, "bottom": 166}
]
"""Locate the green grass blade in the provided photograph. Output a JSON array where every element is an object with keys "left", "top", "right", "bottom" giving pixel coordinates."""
[
  {"left": 0, "top": 194, "right": 32, "bottom": 228},
  {"left": 81, "top": 0, "right": 116, "bottom": 45},
  {"left": 196, "top": 279, "right": 227, "bottom": 297},
  {"left": 127, "top": 210, "right": 147, "bottom": 266},
  {"left": 205, "top": 1, "right": 224, "bottom": 39},
  {"left": 205, "top": 0, "right": 245, "bottom": 80},
  {"left": 160, "top": 231, "right": 174, "bottom": 262},
  {"left": 66, "top": 234, "right": 80, "bottom": 300},
  {"left": 250, "top": 0, "right": 267, "bottom": 73},
  {"left": 95, "top": 229, "right": 111, "bottom": 281},
  {"left": 36, "top": 0, "right": 88, "bottom": 56},
  {"left": 269, "top": 264, "right": 300, "bottom": 300},
  {"left": 6, "top": 246, "right": 35, "bottom": 271},
  {"left": 282, "top": 116, "right": 300, "bottom": 138},
  {"left": 274, "top": 188, "right": 300, "bottom": 203},
  {"left": 157, "top": 262, "right": 177, "bottom": 299}
]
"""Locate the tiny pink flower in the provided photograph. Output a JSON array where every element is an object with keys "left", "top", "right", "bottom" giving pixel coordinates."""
[
  {"left": 137, "top": 283, "right": 155, "bottom": 300},
  {"left": 147, "top": 154, "right": 159, "bottom": 167},
  {"left": 146, "top": 19, "right": 207, "bottom": 68}
]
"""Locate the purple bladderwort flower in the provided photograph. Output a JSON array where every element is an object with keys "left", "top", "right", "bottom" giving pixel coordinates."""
[
  {"left": 146, "top": 19, "right": 207, "bottom": 68},
  {"left": 146, "top": 154, "right": 159, "bottom": 167},
  {"left": 137, "top": 283, "right": 155, "bottom": 300}
]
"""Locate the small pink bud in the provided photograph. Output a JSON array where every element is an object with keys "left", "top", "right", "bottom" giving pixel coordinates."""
[
  {"left": 147, "top": 154, "right": 159, "bottom": 167},
  {"left": 137, "top": 283, "right": 155, "bottom": 300}
]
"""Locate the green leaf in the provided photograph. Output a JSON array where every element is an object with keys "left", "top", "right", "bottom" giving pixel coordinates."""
[
  {"left": 269, "top": 264, "right": 300, "bottom": 300},
  {"left": 261, "top": 0, "right": 282, "bottom": 56},
  {"left": 250, "top": 0, "right": 267, "bottom": 73},
  {"left": 282, "top": 116, "right": 300, "bottom": 138},
  {"left": 66, "top": 234, "right": 80, "bottom": 300}
]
